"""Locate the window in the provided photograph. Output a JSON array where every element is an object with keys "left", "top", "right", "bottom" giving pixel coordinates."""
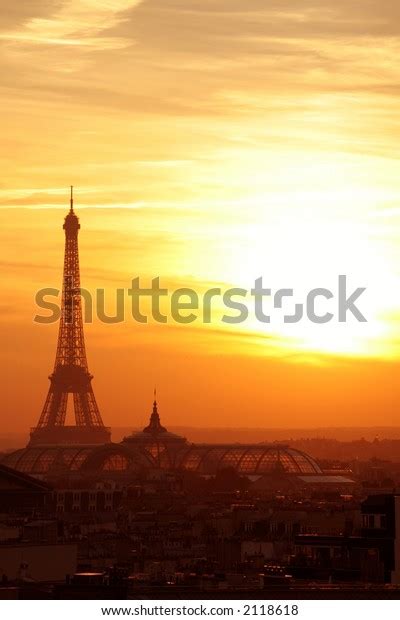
[
  {"left": 368, "top": 515, "right": 374, "bottom": 528},
  {"left": 362, "top": 515, "right": 368, "bottom": 528},
  {"left": 180, "top": 450, "right": 203, "bottom": 471},
  {"left": 363, "top": 513, "right": 387, "bottom": 529},
  {"left": 102, "top": 454, "right": 129, "bottom": 471}
]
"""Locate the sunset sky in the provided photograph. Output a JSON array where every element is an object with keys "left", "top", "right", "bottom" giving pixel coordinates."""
[{"left": 2, "top": 0, "right": 400, "bottom": 435}]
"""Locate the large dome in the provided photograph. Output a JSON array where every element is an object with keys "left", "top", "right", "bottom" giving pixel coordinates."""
[
  {"left": 176, "top": 444, "right": 322, "bottom": 476},
  {"left": 122, "top": 399, "right": 187, "bottom": 468}
]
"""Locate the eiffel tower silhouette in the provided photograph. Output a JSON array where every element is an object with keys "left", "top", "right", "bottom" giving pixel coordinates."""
[{"left": 29, "top": 188, "right": 111, "bottom": 446}]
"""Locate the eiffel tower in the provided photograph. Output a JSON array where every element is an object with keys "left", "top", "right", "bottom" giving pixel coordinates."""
[{"left": 29, "top": 188, "right": 111, "bottom": 446}]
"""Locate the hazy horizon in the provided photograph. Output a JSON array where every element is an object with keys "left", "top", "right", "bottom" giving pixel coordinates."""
[{"left": 3, "top": 424, "right": 400, "bottom": 452}]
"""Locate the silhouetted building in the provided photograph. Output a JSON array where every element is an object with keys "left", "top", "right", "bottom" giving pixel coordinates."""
[
  {"left": 0, "top": 464, "right": 51, "bottom": 513},
  {"left": 30, "top": 186, "right": 110, "bottom": 447},
  {"left": 122, "top": 398, "right": 187, "bottom": 467},
  {"left": 0, "top": 542, "right": 77, "bottom": 582},
  {"left": 293, "top": 494, "right": 400, "bottom": 584}
]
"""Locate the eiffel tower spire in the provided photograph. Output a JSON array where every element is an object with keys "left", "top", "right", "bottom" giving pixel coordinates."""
[
  {"left": 70, "top": 185, "right": 74, "bottom": 212},
  {"left": 29, "top": 189, "right": 111, "bottom": 446}
]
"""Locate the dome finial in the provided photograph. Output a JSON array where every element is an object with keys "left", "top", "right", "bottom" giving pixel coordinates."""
[{"left": 140, "top": 390, "right": 167, "bottom": 434}]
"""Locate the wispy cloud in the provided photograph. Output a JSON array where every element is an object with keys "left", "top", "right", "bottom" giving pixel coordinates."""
[{"left": 0, "top": 0, "right": 142, "bottom": 51}]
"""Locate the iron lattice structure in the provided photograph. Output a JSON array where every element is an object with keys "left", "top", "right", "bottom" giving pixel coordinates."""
[{"left": 30, "top": 188, "right": 110, "bottom": 446}]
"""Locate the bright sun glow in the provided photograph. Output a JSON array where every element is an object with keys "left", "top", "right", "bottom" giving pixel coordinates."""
[{"left": 192, "top": 156, "right": 400, "bottom": 360}]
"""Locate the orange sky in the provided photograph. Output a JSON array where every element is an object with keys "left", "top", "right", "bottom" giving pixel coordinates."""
[{"left": 2, "top": 1, "right": 400, "bottom": 435}]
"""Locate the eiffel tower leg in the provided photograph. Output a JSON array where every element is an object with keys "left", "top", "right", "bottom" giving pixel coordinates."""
[{"left": 37, "top": 388, "right": 68, "bottom": 428}]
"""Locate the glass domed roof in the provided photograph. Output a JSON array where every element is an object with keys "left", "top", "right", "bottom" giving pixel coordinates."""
[
  {"left": 177, "top": 445, "right": 322, "bottom": 475},
  {"left": 1, "top": 445, "right": 151, "bottom": 475},
  {"left": 2, "top": 447, "right": 96, "bottom": 474}
]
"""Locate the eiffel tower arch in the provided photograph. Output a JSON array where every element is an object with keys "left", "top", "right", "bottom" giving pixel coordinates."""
[{"left": 29, "top": 188, "right": 111, "bottom": 447}]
